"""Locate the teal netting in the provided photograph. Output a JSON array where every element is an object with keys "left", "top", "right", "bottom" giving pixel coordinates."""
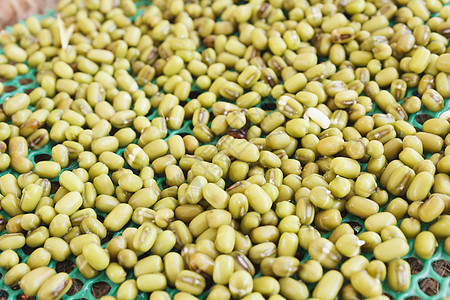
[{"left": 0, "top": 1, "right": 449, "bottom": 299}]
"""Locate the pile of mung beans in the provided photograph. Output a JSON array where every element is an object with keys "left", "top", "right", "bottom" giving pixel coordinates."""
[{"left": 0, "top": 0, "right": 449, "bottom": 299}]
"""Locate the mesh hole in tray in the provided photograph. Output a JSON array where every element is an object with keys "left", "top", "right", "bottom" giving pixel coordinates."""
[
  {"left": 347, "top": 220, "right": 363, "bottom": 234},
  {"left": 67, "top": 279, "right": 83, "bottom": 296},
  {"left": 296, "top": 250, "right": 305, "bottom": 261},
  {"left": 260, "top": 101, "right": 276, "bottom": 111},
  {"left": 91, "top": 281, "right": 111, "bottom": 299},
  {"left": 24, "top": 88, "right": 34, "bottom": 94},
  {"left": 101, "top": 231, "right": 114, "bottom": 245},
  {"left": 56, "top": 260, "right": 76, "bottom": 273},
  {"left": 109, "top": 126, "right": 119, "bottom": 136},
  {"left": 383, "top": 293, "right": 394, "bottom": 300},
  {"left": 19, "top": 79, "right": 33, "bottom": 85},
  {"left": 432, "top": 259, "right": 450, "bottom": 277},
  {"left": 189, "top": 90, "right": 201, "bottom": 99},
  {"left": 22, "top": 245, "right": 35, "bottom": 255},
  {"left": 33, "top": 153, "right": 51, "bottom": 163},
  {"left": 414, "top": 113, "right": 433, "bottom": 125},
  {"left": 404, "top": 297, "right": 423, "bottom": 300},
  {"left": 160, "top": 180, "right": 169, "bottom": 190},
  {"left": 178, "top": 132, "right": 190, "bottom": 137},
  {"left": 50, "top": 181, "right": 60, "bottom": 194},
  {"left": 418, "top": 277, "right": 440, "bottom": 296},
  {"left": 405, "top": 257, "right": 424, "bottom": 275},
  {"left": 4, "top": 86, "right": 17, "bottom": 93}
]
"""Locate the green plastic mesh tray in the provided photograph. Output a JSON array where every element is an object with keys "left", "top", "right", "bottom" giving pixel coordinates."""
[{"left": 0, "top": 1, "right": 449, "bottom": 299}]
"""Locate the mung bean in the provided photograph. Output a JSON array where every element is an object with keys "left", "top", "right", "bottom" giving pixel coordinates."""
[{"left": 0, "top": 2, "right": 450, "bottom": 299}]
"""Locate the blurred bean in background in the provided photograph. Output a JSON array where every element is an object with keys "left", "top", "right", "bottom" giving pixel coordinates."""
[{"left": 0, "top": 0, "right": 58, "bottom": 29}]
